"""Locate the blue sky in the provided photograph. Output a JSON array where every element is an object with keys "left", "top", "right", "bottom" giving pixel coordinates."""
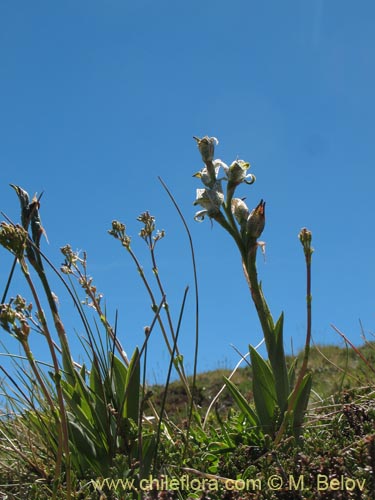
[{"left": 1, "top": 1, "right": 375, "bottom": 383}]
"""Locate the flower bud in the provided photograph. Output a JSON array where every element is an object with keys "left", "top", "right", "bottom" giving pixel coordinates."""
[
  {"left": 299, "top": 227, "right": 312, "bottom": 245},
  {"left": 193, "top": 136, "right": 218, "bottom": 163},
  {"left": 299, "top": 228, "right": 313, "bottom": 260},
  {"left": 231, "top": 198, "right": 250, "bottom": 227},
  {"left": 137, "top": 211, "right": 156, "bottom": 239},
  {"left": 0, "top": 222, "right": 28, "bottom": 257},
  {"left": 246, "top": 199, "right": 266, "bottom": 239},
  {"left": 10, "top": 184, "right": 30, "bottom": 230},
  {"left": 29, "top": 196, "right": 44, "bottom": 248}
]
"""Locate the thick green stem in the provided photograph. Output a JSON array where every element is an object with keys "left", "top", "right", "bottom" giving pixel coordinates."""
[{"left": 244, "top": 241, "right": 274, "bottom": 342}]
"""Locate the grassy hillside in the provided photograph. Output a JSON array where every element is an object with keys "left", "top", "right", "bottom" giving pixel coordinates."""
[{"left": 151, "top": 342, "right": 375, "bottom": 421}]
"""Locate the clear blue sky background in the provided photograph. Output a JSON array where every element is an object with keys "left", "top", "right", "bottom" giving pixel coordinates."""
[{"left": 1, "top": 1, "right": 374, "bottom": 383}]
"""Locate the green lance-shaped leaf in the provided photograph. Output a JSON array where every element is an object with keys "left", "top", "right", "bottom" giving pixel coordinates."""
[
  {"left": 257, "top": 281, "right": 275, "bottom": 336},
  {"left": 89, "top": 362, "right": 111, "bottom": 438},
  {"left": 288, "top": 357, "right": 297, "bottom": 389},
  {"left": 124, "top": 347, "right": 140, "bottom": 423},
  {"left": 68, "top": 417, "right": 98, "bottom": 460},
  {"left": 290, "top": 372, "right": 312, "bottom": 438},
  {"left": 63, "top": 368, "right": 108, "bottom": 446},
  {"left": 223, "top": 376, "right": 260, "bottom": 430},
  {"left": 250, "top": 345, "right": 277, "bottom": 435},
  {"left": 267, "top": 313, "right": 290, "bottom": 414},
  {"left": 109, "top": 353, "right": 128, "bottom": 411},
  {"left": 140, "top": 434, "right": 157, "bottom": 478},
  {"left": 61, "top": 379, "right": 93, "bottom": 432}
]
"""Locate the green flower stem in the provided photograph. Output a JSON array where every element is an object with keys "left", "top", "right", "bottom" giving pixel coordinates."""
[
  {"left": 222, "top": 191, "right": 273, "bottom": 343},
  {"left": 300, "top": 240, "right": 312, "bottom": 379},
  {"left": 222, "top": 193, "right": 247, "bottom": 261},
  {"left": 19, "top": 257, "right": 71, "bottom": 498},
  {"left": 215, "top": 209, "right": 247, "bottom": 261},
  {"left": 222, "top": 193, "right": 268, "bottom": 323},
  {"left": 273, "top": 234, "right": 313, "bottom": 446},
  {"left": 73, "top": 264, "right": 130, "bottom": 367},
  {"left": 149, "top": 237, "right": 191, "bottom": 387},
  {"left": 26, "top": 239, "right": 74, "bottom": 385},
  {"left": 244, "top": 241, "right": 274, "bottom": 341},
  {"left": 20, "top": 338, "right": 55, "bottom": 412},
  {"left": 125, "top": 244, "right": 192, "bottom": 399}
]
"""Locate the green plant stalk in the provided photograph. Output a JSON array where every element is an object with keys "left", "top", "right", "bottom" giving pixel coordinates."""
[
  {"left": 19, "top": 257, "right": 71, "bottom": 498},
  {"left": 222, "top": 190, "right": 275, "bottom": 342},
  {"left": 299, "top": 244, "right": 312, "bottom": 378},
  {"left": 123, "top": 242, "right": 192, "bottom": 399},
  {"left": 139, "top": 332, "right": 148, "bottom": 476},
  {"left": 19, "top": 338, "right": 55, "bottom": 413},
  {"left": 273, "top": 241, "right": 312, "bottom": 446},
  {"left": 153, "top": 286, "right": 189, "bottom": 473},
  {"left": 1, "top": 257, "right": 17, "bottom": 304},
  {"left": 224, "top": 192, "right": 292, "bottom": 419},
  {"left": 244, "top": 241, "right": 274, "bottom": 342},
  {"left": 214, "top": 195, "right": 273, "bottom": 341},
  {"left": 79, "top": 275, "right": 129, "bottom": 367},
  {"left": 216, "top": 209, "right": 246, "bottom": 255},
  {"left": 148, "top": 235, "right": 191, "bottom": 388},
  {"left": 222, "top": 190, "right": 247, "bottom": 262},
  {"left": 159, "top": 176, "right": 201, "bottom": 461},
  {"left": 30, "top": 248, "right": 74, "bottom": 380}
]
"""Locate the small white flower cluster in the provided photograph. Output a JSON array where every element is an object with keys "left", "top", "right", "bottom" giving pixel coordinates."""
[{"left": 192, "top": 137, "right": 263, "bottom": 242}]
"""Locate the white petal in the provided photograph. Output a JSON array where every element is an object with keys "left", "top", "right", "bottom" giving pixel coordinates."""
[
  {"left": 213, "top": 159, "right": 228, "bottom": 173},
  {"left": 194, "top": 210, "right": 207, "bottom": 222}
]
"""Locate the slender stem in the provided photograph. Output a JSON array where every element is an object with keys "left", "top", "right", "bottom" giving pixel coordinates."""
[
  {"left": 20, "top": 258, "right": 71, "bottom": 497},
  {"left": 149, "top": 240, "right": 189, "bottom": 384},
  {"left": 153, "top": 286, "right": 189, "bottom": 473},
  {"left": 1, "top": 256, "right": 17, "bottom": 304},
  {"left": 158, "top": 176, "right": 201, "bottom": 458},
  {"left": 30, "top": 250, "right": 72, "bottom": 358},
  {"left": 273, "top": 244, "right": 312, "bottom": 446},
  {"left": 222, "top": 191, "right": 247, "bottom": 261},
  {"left": 125, "top": 244, "right": 192, "bottom": 397},
  {"left": 215, "top": 210, "right": 246, "bottom": 257},
  {"left": 300, "top": 248, "right": 312, "bottom": 376},
  {"left": 76, "top": 265, "right": 129, "bottom": 366},
  {"left": 20, "top": 339, "right": 55, "bottom": 412}
]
